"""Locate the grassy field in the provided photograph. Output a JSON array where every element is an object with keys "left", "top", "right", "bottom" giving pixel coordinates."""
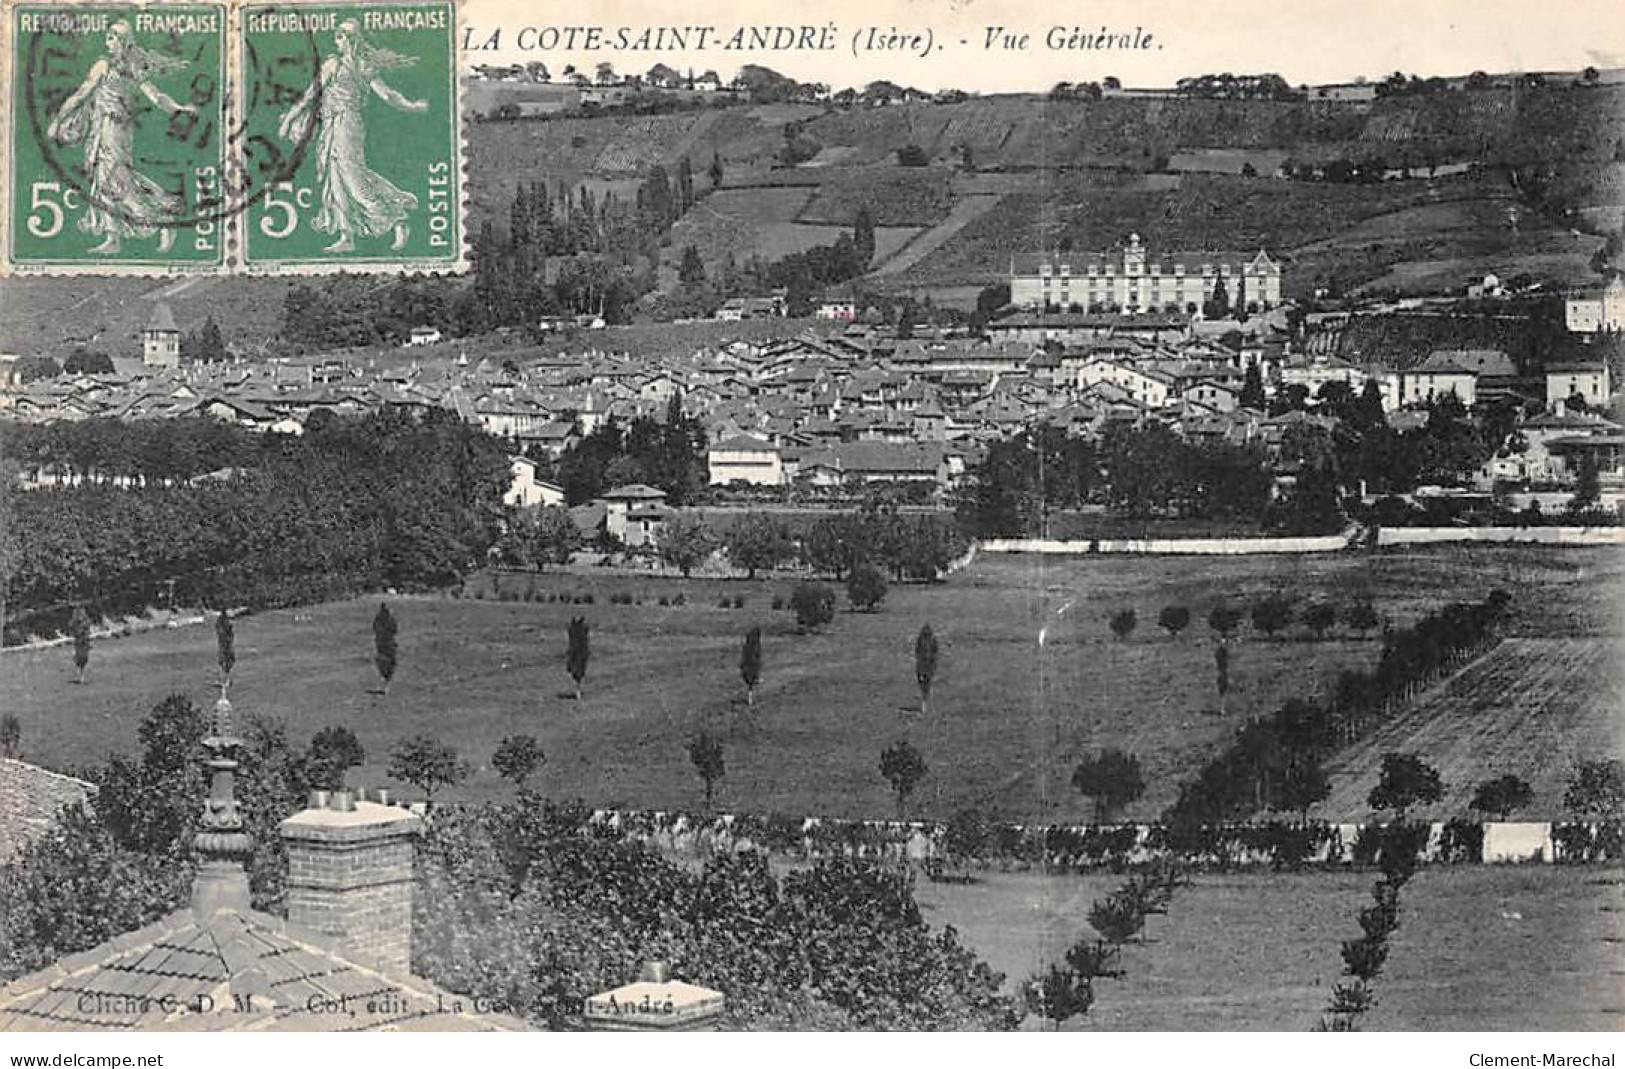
[
  {"left": 796, "top": 166, "right": 956, "bottom": 227},
  {"left": 666, "top": 186, "right": 920, "bottom": 271},
  {"left": 917, "top": 864, "right": 1625, "bottom": 1030},
  {"left": 4, "top": 546, "right": 1619, "bottom": 822}
]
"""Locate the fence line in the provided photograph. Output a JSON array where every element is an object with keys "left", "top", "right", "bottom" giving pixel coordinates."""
[
  {"left": 1376, "top": 526, "right": 1625, "bottom": 546},
  {"left": 567, "top": 809, "right": 1618, "bottom": 869},
  {"left": 980, "top": 527, "right": 1358, "bottom": 556}
]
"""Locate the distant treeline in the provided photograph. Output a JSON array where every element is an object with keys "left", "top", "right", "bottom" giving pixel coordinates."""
[{"left": 1, "top": 412, "right": 509, "bottom": 645}]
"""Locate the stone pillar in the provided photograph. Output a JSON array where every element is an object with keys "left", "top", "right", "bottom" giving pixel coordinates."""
[{"left": 280, "top": 799, "right": 423, "bottom": 975}]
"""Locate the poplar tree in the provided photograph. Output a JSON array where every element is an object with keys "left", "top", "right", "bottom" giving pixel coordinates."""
[
  {"left": 740, "top": 626, "right": 762, "bottom": 706},
  {"left": 373, "top": 603, "right": 398, "bottom": 695},
  {"left": 566, "top": 616, "right": 590, "bottom": 700}
]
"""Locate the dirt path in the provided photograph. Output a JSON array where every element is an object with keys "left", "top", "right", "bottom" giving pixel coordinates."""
[
  {"left": 869, "top": 193, "right": 1001, "bottom": 276},
  {"left": 664, "top": 109, "right": 722, "bottom": 167}
]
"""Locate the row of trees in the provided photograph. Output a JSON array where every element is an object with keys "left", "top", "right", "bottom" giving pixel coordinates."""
[
  {"left": 0, "top": 417, "right": 260, "bottom": 488},
  {"left": 3, "top": 411, "right": 509, "bottom": 644},
  {"left": 1107, "top": 598, "right": 1381, "bottom": 643},
  {"left": 1165, "top": 591, "right": 1512, "bottom": 828},
  {"left": 1025, "top": 861, "right": 1189, "bottom": 1029}
]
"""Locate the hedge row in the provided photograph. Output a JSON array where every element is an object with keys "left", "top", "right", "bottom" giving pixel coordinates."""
[{"left": 576, "top": 809, "right": 1625, "bottom": 871}]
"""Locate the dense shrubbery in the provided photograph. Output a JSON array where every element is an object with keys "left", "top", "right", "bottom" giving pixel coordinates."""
[
  {"left": 414, "top": 800, "right": 1020, "bottom": 1029},
  {"left": 799, "top": 507, "right": 966, "bottom": 581},
  {"left": 3, "top": 411, "right": 509, "bottom": 643},
  {"left": 957, "top": 423, "right": 1274, "bottom": 538}
]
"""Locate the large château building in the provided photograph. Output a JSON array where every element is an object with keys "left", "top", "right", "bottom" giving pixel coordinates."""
[{"left": 1009, "top": 234, "right": 1282, "bottom": 315}]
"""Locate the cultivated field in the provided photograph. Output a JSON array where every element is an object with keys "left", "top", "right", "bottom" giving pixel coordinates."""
[
  {"left": 4, "top": 545, "right": 1618, "bottom": 823},
  {"left": 1313, "top": 637, "right": 1625, "bottom": 822},
  {"left": 796, "top": 166, "right": 956, "bottom": 227},
  {"left": 665, "top": 186, "right": 919, "bottom": 269},
  {"left": 917, "top": 864, "right": 1625, "bottom": 1030}
]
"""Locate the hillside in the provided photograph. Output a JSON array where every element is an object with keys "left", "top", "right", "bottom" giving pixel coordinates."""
[{"left": 3, "top": 83, "right": 1618, "bottom": 354}]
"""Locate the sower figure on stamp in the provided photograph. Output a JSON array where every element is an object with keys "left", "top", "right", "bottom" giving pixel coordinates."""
[
  {"left": 277, "top": 19, "right": 427, "bottom": 253},
  {"left": 46, "top": 21, "right": 197, "bottom": 255}
]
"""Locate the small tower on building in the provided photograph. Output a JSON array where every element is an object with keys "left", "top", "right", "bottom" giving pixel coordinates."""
[
  {"left": 191, "top": 696, "right": 255, "bottom": 915},
  {"left": 143, "top": 302, "right": 181, "bottom": 368}
]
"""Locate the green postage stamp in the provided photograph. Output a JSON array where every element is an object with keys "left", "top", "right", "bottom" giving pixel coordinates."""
[
  {"left": 4, "top": 3, "right": 228, "bottom": 272},
  {"left": 0, "top": 0, "right": 465, "bottom": 274},
  {"left": 238, "top": 0, "right": 463, "bottom": 272}
]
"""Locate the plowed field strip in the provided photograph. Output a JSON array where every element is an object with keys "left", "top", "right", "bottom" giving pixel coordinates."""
[{"left": 1312, "top": 638, "right": 1625, "bottom": 820}]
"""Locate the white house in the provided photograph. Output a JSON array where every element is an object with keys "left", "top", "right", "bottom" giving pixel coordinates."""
[
  {"left": 602, "top": 483, "right": 670, "bottom": 546},
  {"left": 504, "top": 455, "right": 566, "bottom": 508},
  {"left": 1545, "top": 361, "right": 1613, "bottom": 408},
  {"left": 816, "top": 300, "right": 857, "bottom": 322},
  {"left": 1400, "top": 349, "right": 1515, "bottom": 407},
  {"left": 1565, "top": 277, "right": 1625, "bottom": 334},
  {"left": 1075, "top": 357, "right": 1172, "bottom": 408},
  {"left": 707, "top": 434, "right": 785, "bottom": 486},
  {"left": 406, "top": 325, "right": 443, "bottom": 347}
]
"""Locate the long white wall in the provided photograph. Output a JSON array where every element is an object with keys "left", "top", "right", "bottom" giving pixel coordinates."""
[
  {"left": 1377, "top": 526, "right": 1625, "bottom": 546},
  {"left": 981, "top": 531, "right": 1354, "bottom": 555}
]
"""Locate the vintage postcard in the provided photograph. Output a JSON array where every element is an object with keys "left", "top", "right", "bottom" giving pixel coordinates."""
[{"left": 0, "top": 0, "right": 1622, "bottom": 1050}]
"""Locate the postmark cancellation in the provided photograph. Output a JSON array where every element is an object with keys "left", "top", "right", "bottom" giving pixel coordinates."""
[{"left": 0, "top": 0, "right": 466, "bottom": 275}]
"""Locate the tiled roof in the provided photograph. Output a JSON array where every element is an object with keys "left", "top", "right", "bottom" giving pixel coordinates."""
[
  {"left": 1416, "top": 349, "right": 1516, "bottom": 377},
  {"left": 602, "top": 483, "right": 668, "bottom": 500},
  {"left": 0, "top": 907, "right": 524, "bottom": 1032},
  {"left": 1010, "top": 248, "right": 1276, "bottom": 274}
]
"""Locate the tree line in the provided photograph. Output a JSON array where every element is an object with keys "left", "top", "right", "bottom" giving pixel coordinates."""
[
  {"left": 2, "top": 411, "right": 508, "bottom": 645},
  {"left": 1163, "top": 591, "right": 1512, "bottom": 832},
  {"left": 955, "top": 423, "right": 1278, "bottom": 537}
]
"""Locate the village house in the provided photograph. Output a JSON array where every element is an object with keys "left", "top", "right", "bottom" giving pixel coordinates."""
[
  {"left": 0, "top": 758, "right": 96, "bottom": 864},
  {"left": 796, "top": 441, "right": 950, "bottom": 491},
  {"left": 708, "top": 434, "right": 785, "bottom": 486},
  {"left": 1076, "top": 357, "right": 1174, "bottom": 408},
  {"left": 815, "top": 299, "right": 857, "bottom": 322},
  {"left": 504, "top": 455, "right": 566, "bottom": 508},
  {"left": 1278, "top": 353, "right": 1368, "bottom": 397},
  {"left": 1564, "top": 276, "right": 1625, "bottom": 334},
  {"left": 1487, "top": 408, "right": 1624, "bottom": 486},
  {"left": 602, "top": 483, "right": 671, "bottom": 547},
  {"left": 1544, "top": 360, "right": 1613, "bottom": 408},
  {"left": 1400, "top": 349, "right": 1516, "bottom": 407}
]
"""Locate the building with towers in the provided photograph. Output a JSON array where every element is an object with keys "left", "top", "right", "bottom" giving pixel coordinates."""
[{"left": 1009, "top": 234, "right": 1282, "bottom": 315}]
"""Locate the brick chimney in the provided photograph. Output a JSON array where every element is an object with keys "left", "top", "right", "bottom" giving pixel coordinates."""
[{"left": 280, "top": 794, "right": 423, "bottom": 975}]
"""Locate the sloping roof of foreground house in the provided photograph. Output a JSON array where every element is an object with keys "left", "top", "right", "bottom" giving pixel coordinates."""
[
  {"left": 0, "top": 694, "right": 527, "bottom": 1034},
  {"left": 0, "top": 908, "right": 520, "bottom": 1032}
]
